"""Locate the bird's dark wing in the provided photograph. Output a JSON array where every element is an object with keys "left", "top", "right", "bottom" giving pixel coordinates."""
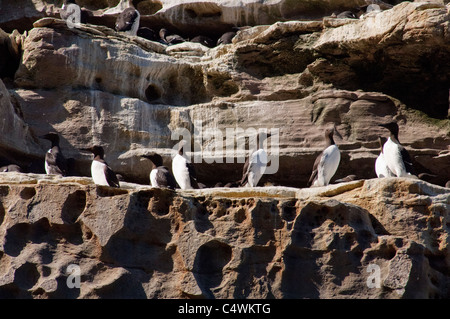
[
  {"left": 400, "top": 146, "right": 415, "bottom": 175},
  {"left": 115, "top": 8, "right": 138, "bottom": 31},
  {"left": 167, "top": 34, "right": 185, "bottom": 44},
  {"left": 46, "top": 147, "right": 68, "bottom": 176},
  {"left": 186, "top": 162, "right": 200, "bottom": 189},
  {"left": 239, "top": 155, "right": 251, "bottom": 186},
  {"left": 158, "top": 167, "right": 177, "bottom": 189},
  {"left": 100, "top": 160, "right": 120, "bottom": 187},
  {"left": 307, "top": 152, "right": 322, "bottom": 187}
]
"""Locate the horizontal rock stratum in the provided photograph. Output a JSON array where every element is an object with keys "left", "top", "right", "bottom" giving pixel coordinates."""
[{"left": 0, "top": 173, "right": 449, "bottom": 298}]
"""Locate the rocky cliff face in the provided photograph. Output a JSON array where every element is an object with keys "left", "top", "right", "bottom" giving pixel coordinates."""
[
  {"left": 1, "top": 1, "right": 449, "bottom": 187},
  {"left": 0, "top": 0, "right": 449, "bottom": 299},
  {"left": 0, "top": 174, "right": 448, "bottom": 298}
]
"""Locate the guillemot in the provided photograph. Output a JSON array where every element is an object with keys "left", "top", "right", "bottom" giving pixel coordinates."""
[
  {"left": 115, "top": 0, "right": 140, "bottom": 36},
  {"left": 308, "top": 127, "right": 341, "bottom": 187},
  {"left": 217, "top": 31, "right": 237, "bottom": 45},
  {"left": 60, "top": 0, "right": 81, "bottom": 28},
  {"left": 141, "top": 152, "right": 177, "bottom": 189},
  {"left": 172, "top": 140, "right": 199, "bottom": 190},
  {"left": 40, "top": 132, "right": 68, "bottom": 176},
  {"left": 375, "top": 136, "right": 394, "bottom": 178},
  {"left": 378, "top": 121, "right": 415, "bottom": 177},
  {"left": 159, "top": 28, "right": 185, "bottom": 45},
  {"left": 0, "top": 164, "right": 22, "bottom": 173},
  {"left": 81, "top": 145, "right": 120, "bottom": 187},
  {"left": 239, "top": 132, "right": 272, "bottom": 187}
]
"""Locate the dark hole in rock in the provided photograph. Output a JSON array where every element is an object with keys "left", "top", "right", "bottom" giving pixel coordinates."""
[
  {"left": 14, "top": 262, "right": 40, "bottom": 290},
  {"left": 145, "top": 84, "right": 162, "bottom": 102},
  {"left": 61, "top": 190, "right": 87, "bottom": 224},
  {"left": 19, "top": 187, "right": 36, "bottom": 200}
]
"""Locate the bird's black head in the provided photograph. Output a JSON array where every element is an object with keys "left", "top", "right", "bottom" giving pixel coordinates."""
[
  {"left": 379, "top": 121, "right": 398, "bottom": 132},
  {"left": 81, "top": 145, "right": 104, "bottom": 158},
  {"left": 379, "top": 121, "right": 399, "bottom": 137},
  {"left": 142, "top": 152, "right": 163, "bottom": 167},
  {"left": 40, "top": 132, "right": 60, "bottom": 146}
]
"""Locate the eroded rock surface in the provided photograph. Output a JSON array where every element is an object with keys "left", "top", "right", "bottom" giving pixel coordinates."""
[
  {"left": 1, "top": 1, "right": 449, "bottom": 187},
  {"left": 0, "top": 174, "right": 448, "bottom": 298}
]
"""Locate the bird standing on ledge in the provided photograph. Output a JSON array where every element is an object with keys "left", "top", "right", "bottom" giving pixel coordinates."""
[
  {"left": 115, "top": 0, "right": 140, "bottom": 36},
  {"left": 378, "top": 121, "right": 415, "bottom": 178},
  {"left": 239, "top": 132, "right": 272, "bottom": 187},
  {"left": 40, "top": 132, "right": 68, "bottom": 176},
  {"left": 375, "top": 135, "right": 394, "bottom": 178},
  {"left": 308, "top": 126, "right": 341, "bottom": 187},
  {"left": 142, "top": 152, "right": 177, "bottom": 189},
  {"left": 172, "top": 140, "right": 199, "bottom": 190},
  {"left": 81, "top": 145, "right": 120, "bottom": 187}
]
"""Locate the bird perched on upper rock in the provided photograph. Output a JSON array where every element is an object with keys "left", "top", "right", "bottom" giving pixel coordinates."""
[
  {"left": 331, "top": 11, "right": 357, "bottom": 19},
  {"left": 375, "top": 136, "right": 394, "bottom": 178},
  {"left": 190, "top": 35, "right": 215, "bottom": 48},
  {"left": 137, "top": 27, "right": 159, "bottom": 41},
  {"left": 0, "top": 164, "right": 22, "bottom": 173},
  {"left": 141, "top": 152, "right": 177, "bottom": 189},
  {"left": 308, "top": 126, "right": 341, "bottom": 187},
  {"left": 378, "top": 121, "right": 415, "bottom": 178},
  {"left": 217, "top": 31, "right": 236, "bottom": 45},
  {"left": 115, "top": 0, "right": 140, "bottom": 36},
  {"left": 239, "top": 132, "right": 272, "bottom": 187},
  {"left": 172, "top": 140, "right": 199, "bottom": 190},
  {"left": 60, "top": 0, "right": 81, "bottom": 27},
  {"left": 81, "top": 145, "right": 120, "bottom": 187},
  {"left": 159, "top": 28, "right": 185, "bottom": 45},
  {"left": 40, "top": 132, "right": 68, "bottom": 176}
]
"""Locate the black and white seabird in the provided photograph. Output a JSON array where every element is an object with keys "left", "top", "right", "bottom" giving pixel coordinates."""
[
  {"left": 308, "top": 127, "right": 341, "bottom": 187},
  {"left": 378, "top": 121, "right": 415, "bottom": 178},
  {"left": 239, "top": 132, "right": 272, "bottom": 187},
  {"left": 172, "top": 140, "right": 199, "bottom": 190},
  {"left": 60, "top": 0, "right": 81, "bottom": 27},
  {"left": 159, "top": 28, "right": 185, "bottom": 45},
  {"left": 331, "top": 11, "right": 357, "bottom": 19},
  {"left": 141, "top": 152, "right": 177, "bottom": 189},
  {"left": 217, "top": 31, "right": 236, "bottom": 46},
  {"left": 115, "top": 0, "right": 140, "bottom": 36},
  {"left": 81, "top": 145, "right": 120, "bottom": 187},
  {"left": 40, "top": 132, "right": 68, "bottom": 176},
  {"left": 0, "top": 164, "right": 22, "bottom": 173},
  {"left": 190, "top": 35, "right": 215, "bottom": 48},
  {"left": 375, "top": 136, "right": 394, "bottom": 178},
  {"left": 137, "top": 27, "right": 159, "bottom": 41}
]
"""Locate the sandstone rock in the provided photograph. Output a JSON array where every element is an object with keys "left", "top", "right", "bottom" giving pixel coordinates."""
[
  {"left": 1, "top": 1, "right": 450, "bottom": 299},
  {"left": 0, "top": 174, "right": 448, "bottom": 298},
  {"left": 0, "top": 79, "right": 41, "bottom": 169},
  {"left": 4, "top": 4, "right": 449, "bottom": 187}
]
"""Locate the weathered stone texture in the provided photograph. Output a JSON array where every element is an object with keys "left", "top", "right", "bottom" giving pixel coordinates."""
[{"left": 0, "top": 174, "right": 449, "bottom": 298}]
